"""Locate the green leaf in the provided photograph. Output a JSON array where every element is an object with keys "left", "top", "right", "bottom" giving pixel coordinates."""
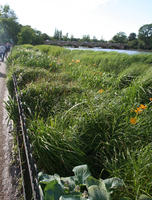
[
  {"left": 61, "top": 176, "right": 76, "bottom": 191},
  {"left": 103, "top": 177, "right": 124, "bottom": 192},
  {"left": 85, "top": 176, "right": 99, "bottom": 188},
  {"left": 59, "top": 194, "right": 81, "bottom": 200},
  {"left": 72, "top": 165, "right": 91, "bottom": 184},
  {"left": 44, "top": 180, "right": 64, "bottom": 200},
  {"left": 139, "top": 194, "right": 152, "bottom": 200},
  {"left": 39, "top": 172, "right": 64, "bottom": 189},
  {"left": 88, "top": 184, "right": 110, "bottom": 200},
  {"left": 38, "top": 172, "right": 57, "bottom": 184}
]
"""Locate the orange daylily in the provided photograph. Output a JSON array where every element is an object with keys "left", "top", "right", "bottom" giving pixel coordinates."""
[
  {"left": 98, "top": 89, "right": 104, "bottom": 94},
  {"left": 130, "top": 117, "right": 137, "bottom": 125},
  {"left": 75, "top": 59, "right": 80, "bottom": 63},
  {"left": 140, "top": 104, "right": 147, "bottom": 109}
]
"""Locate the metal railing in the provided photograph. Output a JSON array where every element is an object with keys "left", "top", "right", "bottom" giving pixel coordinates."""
[{"left": 13, "top": 73, "right": 42, "bottom": 200}]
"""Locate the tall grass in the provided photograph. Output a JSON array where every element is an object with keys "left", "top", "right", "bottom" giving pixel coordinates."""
[{"left": 6, "top": 44, "right": 152, "bottom": 199}]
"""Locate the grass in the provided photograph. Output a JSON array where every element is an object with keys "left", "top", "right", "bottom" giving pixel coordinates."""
[{"left": 6, "top": 44, "right": 152, "bottom": 199}]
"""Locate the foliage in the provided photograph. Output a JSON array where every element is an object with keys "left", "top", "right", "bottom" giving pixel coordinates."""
[
  {"left": 0, "top": 4, "right": 16, "bottom": 18},
  {"left": 138, "top": 24, "right": 152, "bottom": 49},
  {"left": 38, "top": 164, "right": 124, "bottom": 200},
  {"left": 7, "top": 46, "right": 51, "bottom": 68},
  {"left": 54, "top": 29, "right": 63, "bottom": 40},
  {"left": 17, "top": 25, "right": 45, "bottom": 45},
  {"left": 112, "top": 32, "right": 128, "bottom": 44},
  {"left": 81, "top": 35, "right": 90, "bottom": 42},
  {"left": 0, "top": 5, "right": 21, "bottom": 43},
  {"left": 6, "top": 45, "right": 152, "bottom": 199},
  {"left": 128, "top": 33, "right": 137, "bottom": 41}
]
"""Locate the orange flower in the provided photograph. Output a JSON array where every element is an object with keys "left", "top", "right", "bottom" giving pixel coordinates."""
[
  {"left": 130, "top": 117, "right": 137, "bottom": 125},
  {"left": 72, "top": 59, "right": 75, "bottom": 62},
  {"left": 135, "top": 107, "right": 143, "bottom": 114},
  {"left": 150, "top": 98, "right": 152, "bottom": 101},
  {"left": 75, "top": 59, "right": 80, "bottom": 63},
  {"left": 98, "top": 89, "right": 104, "bottom": 94},
  {"left": 140, "top": 104, "right": 147, "bottom": 109}
]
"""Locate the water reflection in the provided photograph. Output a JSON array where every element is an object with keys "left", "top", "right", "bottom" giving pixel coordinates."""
[{"left": 66, "top": 46, "right": 151, "bottom": 55}]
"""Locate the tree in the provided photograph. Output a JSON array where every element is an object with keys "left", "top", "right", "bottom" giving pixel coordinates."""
[
  {"left": 70, "top": 34, "right": 74, "bottom": 41},
  {"left": 53, "top": 29, "right": 63, "bottom": 40},
  {"left": 128, "top": 39, "right": 138, "bottom": 49},
  {"left": 112, "top": 32, "right": 127, "bottom": 43},
  {"left": 63, "top": 33, "right": 69, "bottom": 41},
  {"left": 0, "top": 4, "right": 16, "bottom": 19},
  {"left": 0, "top": 5, "right": 51, "bottom": 45},
  {"left": 128, "top": 32, "right": 137, "bottom": 41},
  {"left": 138, "top": 24, "right": 152, "bottom": 49},
  {"left": 81, "top": 34, "right": 90, "bottom": 42},
  {"left": 92, "top": 36, "right": 98, "bottom": 42},
  {"left": 17, "top": 26, "right": 47, "bottom": 45},
  {"left": 0, "top": 5, "right": 21, "bottom": 44},
  {"left": 127, "top": 32, "right": 138, "bottom": 49},
  {"left": 41, "top": 33, "right": 51, "bottom": 41},
  {"left": 17, "top": 25, "right": 36, "bottom": 44}
]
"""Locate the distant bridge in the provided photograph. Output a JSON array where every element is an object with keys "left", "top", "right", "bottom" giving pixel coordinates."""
[{"left": 44, "top": 40, "right": 129, "bottom": 49}]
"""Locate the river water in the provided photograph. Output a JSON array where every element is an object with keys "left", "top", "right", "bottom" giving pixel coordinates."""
[{"left": 67, "top": 46, "right": 151, "bottom": 55}]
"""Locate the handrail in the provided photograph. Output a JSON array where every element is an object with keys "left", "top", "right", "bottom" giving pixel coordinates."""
[{"left": 13, "top": 73, "right": 42, "bottom": 200}]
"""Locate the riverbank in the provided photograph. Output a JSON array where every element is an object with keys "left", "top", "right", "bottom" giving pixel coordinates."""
[
  {"left": 44, "top": 39, "right": 152, "bottom": 53},
  {"left": 6, "top": 45, "right": 152, "bottom": 199}
]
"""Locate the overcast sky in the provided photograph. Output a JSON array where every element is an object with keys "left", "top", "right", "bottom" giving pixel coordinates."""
[{"left": 0, "top": 0, "right": 152, "bottom": 40}]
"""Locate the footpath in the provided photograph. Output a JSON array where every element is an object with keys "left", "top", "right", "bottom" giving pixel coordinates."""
[{"left": 0, "top": 61, "right": 17, "bottom": 200}]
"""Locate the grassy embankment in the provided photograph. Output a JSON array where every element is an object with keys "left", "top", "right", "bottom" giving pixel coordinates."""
[{"left": 6, "top": 44, "right": 152, "bottom": 199}]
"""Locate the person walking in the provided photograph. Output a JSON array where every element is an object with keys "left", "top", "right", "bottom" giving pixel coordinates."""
[
  {"left": 5, "top": 42, "right": 11, "bottom": 58},
  {"left": 0, "top": 45, "right": 6, "bottom": 62}
]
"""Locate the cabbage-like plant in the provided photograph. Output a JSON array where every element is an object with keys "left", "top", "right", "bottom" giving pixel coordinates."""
[{"left": 38, "top": 164, "right": 124, "bottom": 200}]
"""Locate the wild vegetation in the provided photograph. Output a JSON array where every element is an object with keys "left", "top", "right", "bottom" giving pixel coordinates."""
[
  {"left": 6, "top": 44, "right": 152, "bottom": 199},
  {"left": 38, "top": 164, "right": 124, "bottom": 200}
]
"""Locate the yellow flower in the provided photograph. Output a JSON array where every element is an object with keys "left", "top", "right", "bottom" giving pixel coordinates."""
[
  {"left": 72, "top": 59, "right": 75, "bottom": 62},
  {"left": 75, "top": 59, "right": 80, "bottom": 63},
  {"left": 140, "top": 104, "right": 147, "bottom": 109},
  {"left": 98, "top": 89, "right": 104, "bottom": 94},
  {"left": 130, "top": 117, "right": 137, "bottom": 125},
  {"left": 150, "top": 98, "right": 152, "bottom": 101}
]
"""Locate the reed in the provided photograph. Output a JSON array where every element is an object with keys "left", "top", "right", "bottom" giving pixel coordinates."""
[{"left": 6, "top": 45, "right": 152, "bottom": 199}]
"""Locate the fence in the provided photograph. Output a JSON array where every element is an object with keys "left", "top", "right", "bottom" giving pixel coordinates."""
[{"left": 13, "top": 73, "right": 42, "bottom": 200}]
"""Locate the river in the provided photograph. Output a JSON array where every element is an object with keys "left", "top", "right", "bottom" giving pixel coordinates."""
[{"left": 66, "top": 46, "right": 151, "bottom": 55}]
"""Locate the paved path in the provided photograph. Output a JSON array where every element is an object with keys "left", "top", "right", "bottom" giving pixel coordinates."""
[{"left": 0, "top": 61, "right": 17, "bottom": 200}]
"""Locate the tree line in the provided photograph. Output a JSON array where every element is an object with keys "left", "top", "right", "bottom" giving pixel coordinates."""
[
  {"left": 0, "top": 5, "right": 50, "bottom": 45},
  {"left": 1, "top": 5, "right": 152, "bottom": 50}
]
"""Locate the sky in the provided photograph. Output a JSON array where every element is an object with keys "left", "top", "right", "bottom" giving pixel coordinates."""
[{"left": 0, "top": 0, "right": 152, "bottom": 40}]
